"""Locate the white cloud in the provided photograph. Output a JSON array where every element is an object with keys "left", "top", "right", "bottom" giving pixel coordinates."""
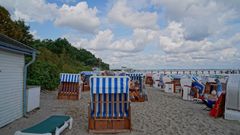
[
  {"left": 158, "top": 21, "right": 240, "bottom": 63},
  {"left": 66, "top": 20, "right": 240, "bottom": 69},
  {"left": 0, "top": 0, "right": 58, "bottom": 22},
  {"left": 0, "top": 0, "right": 100, "bottom": 33},
  {"left": 30, "top": 30, "right": 41, "bottom": 39},
  {"left": 151, "top": 0, "right": 239, "bottom": 40},
  {"left": 108, "top": 0, "right": 158, "bottom": 29},
  {"left": 74, "top": 29, "right": 113, "bottom": 50},
  {"left": 54, "top": 2, "right": 100, "bottom": 33},
  {"left": 68, "top": 28, "right": 158, "bottom": 52}
]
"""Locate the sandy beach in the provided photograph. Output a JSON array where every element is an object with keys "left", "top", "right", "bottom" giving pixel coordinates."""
[{"left": 1, "top": 87, "right": 240, "bottom": 135}]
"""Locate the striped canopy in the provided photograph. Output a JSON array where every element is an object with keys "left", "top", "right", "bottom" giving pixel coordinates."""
[
  {"left": 80, "top": 71, "right": 94, "bottom": 76},
  {"left": 60, "top": 73, "right": 80, "bottom": 83},
  {"left": 191, "top": 75, "right": 205, "bottom": 94},
  {"left": 90, "top": 76, "right": 130, "bottom": 94},
  {"left": 126, "top": 73, "right": 143, "bottom": 80}
]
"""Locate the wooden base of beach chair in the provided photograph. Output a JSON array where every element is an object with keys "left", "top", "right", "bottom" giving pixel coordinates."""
[
  {"left": 88, "top": 104, "right": 131, "bottom": 133},
  {"left": 89, "top": 129, "right": 130, "bottom": 134},
  {"left": 57, "top": 92, "right": 79, "bottom": 100},
  {"left": 89, "top": 118, "right": 131, "bottom": 133}
]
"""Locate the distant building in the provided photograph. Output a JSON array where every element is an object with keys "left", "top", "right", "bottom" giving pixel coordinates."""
[{"left": 0, "top": 34, "right": 36, "bottom": 127}]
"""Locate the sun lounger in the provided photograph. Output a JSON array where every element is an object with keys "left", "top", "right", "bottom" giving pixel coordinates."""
[
  {"left": 15, "top": 115, "right": 73, "bottom": 135},
  {"left": 57, "top": 73, "right": 80, "bottom": 100},
  {"left": 88, "top": 76, "right": 131, "bottom": 133}
]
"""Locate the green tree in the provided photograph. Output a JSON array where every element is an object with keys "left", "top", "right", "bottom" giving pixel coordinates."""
[{"left": 0, "top": 6, "right": 33, "bottom": 45}]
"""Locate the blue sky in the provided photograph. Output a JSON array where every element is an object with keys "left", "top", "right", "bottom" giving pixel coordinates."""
[{"left": 1, "top": 0, "right": 240, "bottom": 69}]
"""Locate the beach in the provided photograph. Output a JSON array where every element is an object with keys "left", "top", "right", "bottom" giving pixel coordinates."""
[{"left": 1, "top": 87, "right": 240, "bottom": 135}]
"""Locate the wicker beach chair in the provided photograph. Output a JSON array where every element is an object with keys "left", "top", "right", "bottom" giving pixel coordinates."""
[
  {"left": 126, "top": 73, "right": 147, "bottom": 102},
  {"left": 88, "top": 76, "right": 131, "bottom": 133},
  {"left": 81, "top": 71, "right": 93, "bottom": 92},
  {"left": 57, "top": 73, "right": 80, "bottom": 100}
]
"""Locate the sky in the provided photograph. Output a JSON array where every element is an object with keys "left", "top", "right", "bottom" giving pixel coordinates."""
[{"left": 0, "top": 0, "right": 240, "bottom": 69}]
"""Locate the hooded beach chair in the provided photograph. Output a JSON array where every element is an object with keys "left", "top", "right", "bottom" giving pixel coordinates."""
[
  {"left": 181, "top": 76, "right": 193, "bottom": 100},
  {"left": 88, "top": 76, "right": 131, "bottom": 133},
  {"left": 163, "top": 75, "right": 174, "bottom": 93},
  {"left": 171, "top": 75, "right": 182, "bottom": 93},
  {"left": 57, "top": 73, "right": 80, "bottom": 100},
  {"left": 191, "top": 76, "right": 205, "bottom": 101},
  {"left": 145, "top": 73, "right": 153, "bottom": 86},
  {"left": 80, "top": 71, "right": 93, "bottom": 92},
  {"left": 15, "top": 115, "right": 73, "bottom": 135},
  {"left": 126, "top": 73, "right": 147, "bottom": 102}
]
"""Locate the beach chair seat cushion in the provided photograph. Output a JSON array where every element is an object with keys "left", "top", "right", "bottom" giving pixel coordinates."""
[{"left": 15, "top": 115, "right": 72, "bottom": 135}]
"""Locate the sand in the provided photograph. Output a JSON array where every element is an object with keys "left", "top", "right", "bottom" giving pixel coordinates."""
[{"left": 1, "top": 87, "right": 240, "bottom": 135}]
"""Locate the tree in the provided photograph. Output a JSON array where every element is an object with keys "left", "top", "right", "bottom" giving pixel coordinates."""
[{"left": 0, "top": 5, "right": 33, "bottom": 45}]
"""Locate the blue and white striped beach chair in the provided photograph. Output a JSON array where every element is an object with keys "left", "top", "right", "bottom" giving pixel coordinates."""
[
  {"left": 126, "top": 73, "right": 143, "bottom": 91},
  {"left": 58, "top": 73, "right": 80, "bottom": 100},
  {"left": 88, "top": 76, "right": 131, "bottom": 133},
  {"left": 126, "top": 73, "right": 147, "bottom": 102},
  {"left": 191, "top": 75, "right": 205, "bottom": 96}
]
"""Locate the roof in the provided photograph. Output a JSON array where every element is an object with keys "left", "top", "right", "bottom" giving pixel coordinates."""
[{"left": 0, "top": 34, "right": 36, "bottom": 55}]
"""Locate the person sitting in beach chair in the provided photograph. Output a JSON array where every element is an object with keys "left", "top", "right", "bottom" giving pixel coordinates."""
[
  {"left": 88, "top": 76, "right": 131, "bottom": 133},
  {"left": 58, "top": 73, "right": 80, "bottom": 100},
  {"left": 15, "top": 115, "right": 73, "bottom": 135},
  {"left": 203, "top": 90, "right": 218, "bottom": 109},
  {"left": 202, "top": 79, "right": 223, "bottom": 108}
]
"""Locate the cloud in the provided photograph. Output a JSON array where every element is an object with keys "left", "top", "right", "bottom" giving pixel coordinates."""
[
  {"left": 0, "top": 0, "right": 58, "bottom": 22},
  {"left": 54, "top": 2, "right": 100, "bottom": 33},
  {"left": 66, "top": 20, "right": 240, "bottom": 69},
  {"left": 108, "top": 0, "right": 158, "bottom": 29},
  {"left": 76, "top": 29, "right": 113, "bottom": 50},
  {"left": 151, "top": 0, "right": 239, "bottom": 40},
  {"left": 30, "top": 30, "right": 41, "bottom": 39},
  {"left": 68, "top": 28, "right": 158, "bottom": 52},
  {"left": 158, "top": 21, "right": 240, "bottom": 63},
  {"left": 0, "top": 0, "right": 100, "bottom": 33}
]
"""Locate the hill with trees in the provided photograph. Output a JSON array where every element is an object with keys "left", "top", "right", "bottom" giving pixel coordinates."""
[{"left": 0, "top": 5, "right": 109, "bottom": 90}]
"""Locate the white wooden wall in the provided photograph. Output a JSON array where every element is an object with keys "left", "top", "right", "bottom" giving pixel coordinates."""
[{"left": 0, "top": 49, "right": 24, "bottom": 127}]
